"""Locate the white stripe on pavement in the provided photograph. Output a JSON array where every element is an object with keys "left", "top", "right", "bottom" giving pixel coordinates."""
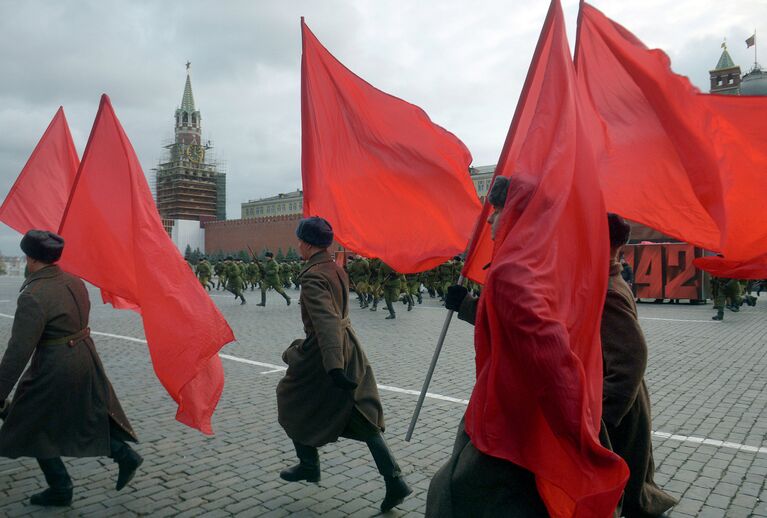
[
  {"left": 0, "top": 314, "right": 762, "bottom": 454},
  {"left": 640, "top": 317, "right": 721, "bottom": 323}
]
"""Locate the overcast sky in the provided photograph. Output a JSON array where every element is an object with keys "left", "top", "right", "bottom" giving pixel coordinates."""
[{"left": 0, "top": 0, "right": 764, "bottom": 255}]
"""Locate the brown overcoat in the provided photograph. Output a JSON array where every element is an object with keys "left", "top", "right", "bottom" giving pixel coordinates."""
[
  {"left": 0, "top": 265, "right": 136, "bottom": 459},
  {"left": 601, "top": 262, "right": 677, "bottom": 517},
  {"left": 276, "top": 251, "right": 384, "bottom": 447}
]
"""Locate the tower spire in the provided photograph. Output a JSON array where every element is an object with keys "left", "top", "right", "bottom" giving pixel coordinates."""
[{"left": 181, "top": 62, "right": 195, "bottom": 112}]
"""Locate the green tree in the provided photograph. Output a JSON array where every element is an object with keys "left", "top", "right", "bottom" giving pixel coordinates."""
[
  {"left": 286, "top": 247, "right": 299, "bottom": 261},
  {"left": 184, "top": 244, "right": 193, "bottom": 261},
  {"left": 238, "top": 249, "right": 250, "bottom": 262},
  {"left": 276, "top": 248, "right": 285, "bottom": 262},
  {"left": 0, "top": 253, "right": 6, "bottom": 276}
]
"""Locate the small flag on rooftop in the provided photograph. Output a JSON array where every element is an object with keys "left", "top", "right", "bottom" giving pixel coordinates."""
[{"left": 746, "top": 34, "right": 756, "bottom": 48}]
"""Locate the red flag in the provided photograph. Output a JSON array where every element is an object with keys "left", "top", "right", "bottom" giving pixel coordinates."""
[
  {"left": 58, "top": 95, "right": 235, "bottom": 434},
  {"left": 460, "top": 0, "right": 556, "bottom": 284},
  {"left": 301, "top": 20, "right": 481, "bottom": 273},
  {"left": 0, "top": 108, "right": 79, "bottom": 234},
  {"left": 575, "top": 2, "right": 767, "bottom": 262},
  {"left": 694, "top": 254, "right": 767, "bottom": 280},
  {"left": 463, "top": 2, "right": 628, "bottom": 517}
]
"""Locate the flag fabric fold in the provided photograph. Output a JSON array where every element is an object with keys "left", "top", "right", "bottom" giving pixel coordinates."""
[
  {"left": 57, "top": 95, "right": 234, "bottom": 434},
  {"left": 575, "top": 2, "right": 767, "bottom": 263},
  {"left": 0, "top": 108, "right": 80, "bottom": 234},
  {"left": 301, "top": 19, "right": 481, "bottom": 273},
  {"left": 693, "top": 254, "right": 767, "bottom": 280},
  {"left": 463, "top": 2, "right": 628, "bottom": 516}
]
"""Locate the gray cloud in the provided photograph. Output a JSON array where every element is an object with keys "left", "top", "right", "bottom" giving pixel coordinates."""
[{"left": 0, "top": 0, "right": 764, "bottom": 256}]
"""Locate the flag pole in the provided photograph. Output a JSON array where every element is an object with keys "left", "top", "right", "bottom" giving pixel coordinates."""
[
  {"left": 405, "top": 274, "right": 466, "bottom": 442},
  {"left": 405, "top": 0, "right": 559, "bottom": 442}
]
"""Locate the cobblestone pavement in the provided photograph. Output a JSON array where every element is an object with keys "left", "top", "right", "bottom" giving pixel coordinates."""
[{"left": 0, "top": 275, "right": 765, "bottom": 517}]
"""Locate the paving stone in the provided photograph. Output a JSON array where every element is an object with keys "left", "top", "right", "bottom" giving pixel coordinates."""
[{"left": 0, "top": 280, "right": 765, "bottom": 517}]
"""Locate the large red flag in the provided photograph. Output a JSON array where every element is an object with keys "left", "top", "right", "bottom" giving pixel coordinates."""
[
  {"left": 301, "top": 20, "right": 481, "bottom": 273},
  {"left": 58, "top": 95, "right": 235, "bottom": 434},
  {"left": 693, "top": 254, "right": 767, "bottom": 280},
  {"left": 463, "top": 2, "right": 628, "bottom": 516},
  {"left": 574, "top": 2, "right": 767, "bottom": 262},
  {"left": 0, "top": 108, "right": 79, "bottom": 234}
]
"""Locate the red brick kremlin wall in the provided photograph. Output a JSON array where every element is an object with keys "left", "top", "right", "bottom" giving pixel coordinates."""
[{"left": 204, "top": 215, "right": 343, "bottom": 255}]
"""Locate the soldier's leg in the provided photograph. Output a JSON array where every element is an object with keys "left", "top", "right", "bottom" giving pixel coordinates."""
[
  {"left": 238, "top": 288, "right": 247, "bottom": 305},
  {"left": 108, "top": 422, "right": 143, "bottom": 491},
  {"left": 370, "top": 284, "right": 379, "bottom": 311},
  {"left": 258, "top": 284, "right": 267, "bottom": 306},
  {"left": 344, "top": 409, "right": 411, "bottom": 512},
  {"left": 31, "top": 458, "right": 73, "bottom": 506},
  {"left": 384, "top": 287, "right": 396, "bottom": 319},
  {"left": 275, "top": 285, "right": 291, "bottom": 306},
  {"left": 280, "top": 441, "right": 320, "bottom": 483},
  {"left": 712, "top": 289, "right": 725, "bottom": 320}
]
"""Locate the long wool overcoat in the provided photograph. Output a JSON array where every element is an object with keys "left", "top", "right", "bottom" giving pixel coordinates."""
[
  {"left": 601, "top": 262, "right": 677, "bottom": 517},
  {"left": 276, "top": 251, "right": 384, "bottom": 447},
  {"left": 0, "top": 265, "right": 136, "bottom": 459}
]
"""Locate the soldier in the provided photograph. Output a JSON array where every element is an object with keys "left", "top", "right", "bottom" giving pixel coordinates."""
[
  {"left": 0, "top": 230, "right": 142, "bottom": 507},
  {"left": 224, "top": 257, "right": 246, "bottom": 305},
  {"left": 258, "top": 252, "right": 292, "bottom": 307},
  {"left": 405, "top": 273, "right": 421, "bottom": 307},
  {"left": 246, "top": 259, "right": 261, "bottom": 291},
  {"left": 427, "top": 176, "right": 552, "bottom": 516},
  {"left": 424, "top": 267, "right": 439, "bottom": 298},
  {"left": 291, "top": 261, "right": 302, "bottom": 289},
  {"left": 602, "top": 214, "right": 677, "bottom": 517},
  {"left": 195, "top": 257, "right": 213, "bottom": 291},
  {"left": 214, "top": 260, "right": 227, "bottom": 291},
  {"left": 368, "top": 258, "right": 383, "bottom": 311},
  {"left": 348, "top": 255, "right": 371, "bottom": 308},
  {"left": 711, "top": 276, "right": 742, "bottom": 320},
  {"left": 380, "top": 262, "right": 402, "bottom": 320},
  {"left": 277, "top": 217, "right": 411, "bottom": 513},
  {"left": 437, "top": 260, "right": 455, "bottom": 302}
]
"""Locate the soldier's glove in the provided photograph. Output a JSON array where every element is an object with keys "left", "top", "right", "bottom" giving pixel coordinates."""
[
  {"left": 445, "top": 285, "right": 469, "bottom": 312},
  {"left": 329, "top": 369, "right": 358, "bottom": 391}
]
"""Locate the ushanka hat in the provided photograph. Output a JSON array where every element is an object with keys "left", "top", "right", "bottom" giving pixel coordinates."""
[
  {"left": 296, "top": 216, "right": 334, "bottom": 248},
  {"left": 487, "top": 176, "right": 510, "bottom": 208},
  {"left": 20, "top": 230, "right": 65, "bottom": 263}
]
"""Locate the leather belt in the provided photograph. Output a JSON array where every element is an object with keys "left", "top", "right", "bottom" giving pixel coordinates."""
[{"left": 40, "top": 327, "right": 91, "bottom": 348}]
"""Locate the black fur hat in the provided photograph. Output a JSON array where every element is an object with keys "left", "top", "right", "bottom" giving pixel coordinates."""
[
  {"left": 265, "top": 251, "right": 274, "bottom": 258},
  {"left": 487, "top": 176, "right": 510, "bottom": 208},
  {"left": 296, "top": 216, "right": 334, "bottom": 248},
  {"left": 607, "top": 213, "right": 631, "bottom": 248},
  {"left": 20, "top": 230, "right": 65, "bottom": 263}
]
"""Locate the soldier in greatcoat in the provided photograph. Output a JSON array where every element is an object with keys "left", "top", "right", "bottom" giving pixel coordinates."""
[
  {"left": 426, "top": 176, "right": 550, "bottom": 517},
  {"left": 603, "top": 215, "right": 677, "bottom": 517},
  {"left": 0, "top": 230, "right": 142, "bottom": 507},
  {"left": 276, "top": 217, "right": 412, "bottom": 513}
]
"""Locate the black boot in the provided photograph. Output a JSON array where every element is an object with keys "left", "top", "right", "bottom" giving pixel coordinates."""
[
  {"left": 365, "top": 434, "right": 411, "bottom": 512},
  {"left": 240, "top": 296, "right": 247, "bottom": 305},
  {"left": 370, "top": 298, "right": 378, "bottom": 311},
  {"left": 712, "top": 308, "right": 724, "bottom": 320},
  {"left": 111, "top": 438, "right": 143, "bottom": 491},
  {"left": 257, "top": 291, "right": 266, "bottom": 307},
  {"left": 282, "top": 292, "right": 292, "bottom": 306},
  {"left": 407, "top": 295, "right": 414, "bottom": 312},
  {"left": 385, "top": 300, "right": 396, "bottom": 319},
  {"left": 280, "top": 442, "right": 320, "bottom": 483},
  {"left": 31, "top": 458, "right": 73, "bottom": 507}
]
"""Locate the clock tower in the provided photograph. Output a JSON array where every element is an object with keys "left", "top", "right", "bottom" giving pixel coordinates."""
[{"left": 154, "top": 63, "right": 227, "bottom": 222}]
